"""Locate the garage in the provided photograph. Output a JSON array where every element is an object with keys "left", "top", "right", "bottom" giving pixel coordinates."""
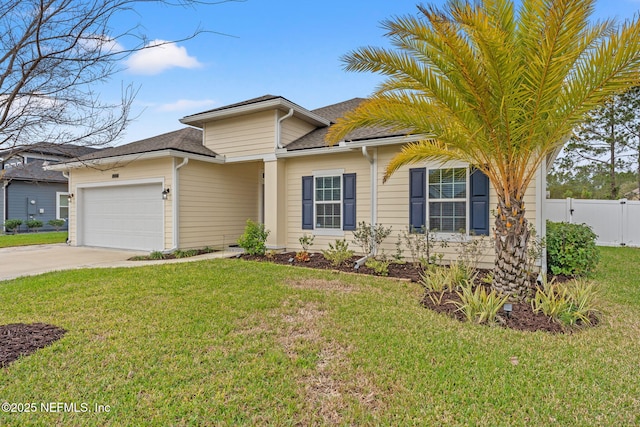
[{"left": 79, "top": 183, "right": 164, "bottom": 251}]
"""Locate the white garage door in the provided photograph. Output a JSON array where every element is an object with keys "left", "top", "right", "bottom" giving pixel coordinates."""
[{"left": 80, "top": 183, "right": 164, "bottom": 251}]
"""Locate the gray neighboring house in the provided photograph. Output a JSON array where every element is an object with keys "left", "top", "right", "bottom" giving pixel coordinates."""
[{"left": 1, "top": 143, "right": 99, "bottom": 232}]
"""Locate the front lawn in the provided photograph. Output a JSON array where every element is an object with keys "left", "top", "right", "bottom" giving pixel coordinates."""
[
  {"left": 0, "top": 247, "right": 639, "bottom": 425},
  {"left": 0, "top": 231, "right": 67, "bottom": 248}
]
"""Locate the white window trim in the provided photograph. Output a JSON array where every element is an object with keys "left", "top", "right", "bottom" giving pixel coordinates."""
[
  {"left": 312, "top": 169, "right": 346, "bottom": 236},
  {"left": 426, "top": 166, "right": 470, "bottom": 238},
  {"left": 56, "top": 191, "right": 69, "bottom": 220}
]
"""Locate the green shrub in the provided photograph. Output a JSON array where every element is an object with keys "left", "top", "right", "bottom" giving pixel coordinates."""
[
  {"left": 237, "top": 219, "right": 270, "bottom": 256},
  {"left": 451, "top": 283, "right": 509, "bottom": 325},
  {"left": 322, "top": 239, "right": 355, "bottom": 267},
  {"left": 150, "top": 251, "right": 165, "bottom": 260},
  {"left": 26, "top": 219, "right": 44, "bottom": 231},
  {"left": 47, "top": 219, "right": 66, "bottom": 231},
  {"left": 4, "top": 219, "right": 23, "bottom": 234},
  {"left": 365, "top": 257, "right": 390, "bottom": 276},
  {"left": 546, "top": 221, "right": 599, "bottom": 276}
]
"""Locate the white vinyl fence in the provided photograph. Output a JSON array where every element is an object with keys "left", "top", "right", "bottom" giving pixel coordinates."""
[{"left": 545, "top": 198, "right": 640, "bottom": 247}]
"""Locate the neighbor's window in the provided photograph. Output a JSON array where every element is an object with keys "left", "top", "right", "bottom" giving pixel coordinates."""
[
  {"left": 428, "top": 168, "right": 466, "bottom": 233},
  {"left": 315, "top": 176, "right": 341, "bottom": 229},
  {"left": 57, "top": 192, "right": 69, "bottom": 220}
]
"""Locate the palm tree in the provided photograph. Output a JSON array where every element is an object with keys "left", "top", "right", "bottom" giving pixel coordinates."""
[{"left": 326, "top": 0, "right": 640, "bottom": 298}]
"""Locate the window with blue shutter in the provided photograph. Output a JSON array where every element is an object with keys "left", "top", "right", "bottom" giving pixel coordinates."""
[
  {"left": 343, "top": 173, "right": 356, "bottom": 230},
  {"left": 409, "top": 168, "right": 426, "bottom": 232},
  {"left": 469, "top": 168, "right": 490, "bottom": 236},
  {"left": 302, "top": 172, "right": 356, "bottom": 231}
]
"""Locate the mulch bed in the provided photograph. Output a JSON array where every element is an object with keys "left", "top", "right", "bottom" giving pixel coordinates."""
[
  {"left": 0, "top": 323, "right": 66, "bottom": 368},
  {"left": 241, "top": 252, "right": 581, "bottom": 334}
]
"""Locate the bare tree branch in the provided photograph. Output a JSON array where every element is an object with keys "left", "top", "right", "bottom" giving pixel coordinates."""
[{"left": 0, "top": 0, "right": 240, "bottom": 155}]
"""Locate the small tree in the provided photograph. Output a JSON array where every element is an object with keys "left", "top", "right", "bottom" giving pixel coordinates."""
[
  {"left": 0, "top": 0, "right": 234, "bottom": 152},
  {"left": 4, "top": 219, "right": 22, "bottom": 234},
  {"left": 26, "top": 219, "right": 43, "bottom": 232},
  {"left": 47, "top": 219, "right": 66, "bottom": 232},
  {"left": 352, "top": 221, "right": 392, "bottom": 255}
]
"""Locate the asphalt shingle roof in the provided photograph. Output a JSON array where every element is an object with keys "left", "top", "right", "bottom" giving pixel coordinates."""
[
  {"left": 76, "top": 127, "right": 216, "bottom": 161},
  {"left": 0, "top": 143, "right": 99, "bottom": 159},
  {"left": 2, "top": 160, "right": 67, "bottom": 183},
  {"left": 284, "top": 98, "right": 406, "bottom": 151}
]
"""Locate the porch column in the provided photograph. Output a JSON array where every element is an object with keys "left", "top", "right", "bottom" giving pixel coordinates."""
[{"left": 263, "top": 158, "right": 286, "bottom": 249}]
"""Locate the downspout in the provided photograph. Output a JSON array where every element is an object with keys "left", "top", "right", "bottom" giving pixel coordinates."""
[
  {"left": 2, "top": 180, "right": 8, "bottom": 233},
  {"left": 355, "top": 146, "right": 378, "bottom": 269},
  {"left": 275, "top": 108, "right": 294, "bottom": 150},
  {"left": 62, "top": 171, "right": 70, "bottom": 243},
  {"left": 168, "top": 157, "right": 189, "bottom": 252}
]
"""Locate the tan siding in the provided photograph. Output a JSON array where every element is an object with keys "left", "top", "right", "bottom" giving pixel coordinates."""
[
  {"left": 203, "top": 110, "right": 276, "bottom": 158},
  {"left": 179, "top": 160, "right": 259, "bottom": 249},
  {"left": 286, "top": 152, "right": 371, "bottom": 253},
  {"left": 68, "top": 158, "right": 174, "bottom": 249},
  {"left": 280, "top": 116, "right": 316, "bottom": 146},
  {"left": 376, "top": 146, "right": 539, "bottom": 269}
]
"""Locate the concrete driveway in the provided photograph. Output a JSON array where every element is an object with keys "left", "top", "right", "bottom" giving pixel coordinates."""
[
  {"left": 0, "top": 244, "right": 145, "bottom": 282},
  {"left": 0, "top": 244, "right": 238, "bottom": 282}
]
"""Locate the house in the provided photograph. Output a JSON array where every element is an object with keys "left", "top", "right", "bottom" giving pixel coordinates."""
[
  {"left": 50, "top": 95, "right": 549, "bottom": 268},
  {"left": 1, "top": 143, "right": 98, "bottom": 232}
]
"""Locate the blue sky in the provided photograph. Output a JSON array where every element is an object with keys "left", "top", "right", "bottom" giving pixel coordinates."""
[{"left": 105, "top": 0, "right": 640, "bottom": 145}]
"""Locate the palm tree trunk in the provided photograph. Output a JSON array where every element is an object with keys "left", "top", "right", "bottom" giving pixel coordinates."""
[{"left": 493, "top": 196, "right": 531, "bottom": 298}]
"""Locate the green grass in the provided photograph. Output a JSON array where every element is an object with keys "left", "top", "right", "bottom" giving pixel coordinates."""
[
  {"left": 1, "top": 247, "right": 639, "bottom": 425},
  {"left": 0, "top": 232, "right": 67, "bottom": 248}
]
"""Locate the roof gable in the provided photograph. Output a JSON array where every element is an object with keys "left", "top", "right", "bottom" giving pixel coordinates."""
[{"left": 180, "top": 95, "right": 330, "bottom": 128}]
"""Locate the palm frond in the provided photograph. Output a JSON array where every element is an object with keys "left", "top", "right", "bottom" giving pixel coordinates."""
[{"left": 325, "top": 0, "right": 640, "bottom": 203}]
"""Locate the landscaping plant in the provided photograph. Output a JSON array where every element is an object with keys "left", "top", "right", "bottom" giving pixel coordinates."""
[
  {"left": 400, "top": 226, "right": 444, "bottom": 267},
  {"left": 451, "top": 282, "right": 510, "bottom": 325},
  {"left": 365, "top": 256, "right": 390, "bottom": 276},
  {"left": 26, "top": 219, "right": 43, "bottom": 232},
  {"left": 352, "top": 221, "right": 392, "bottom": 255},
  {"left": 3, "top": 219, "right": 22, "bottom": 234},
  {"left": 47, "top": 219, "right": 66, "bottom": 231},
  {"left": 295, "top": 234, "right": 314, "bottom": 262},
  {"left": 420, "top": 266, "right": 456, "bottom": 305},
  {"left": 322, "top": 239, "right": 355, "bottom": 267},
  {"left": 237, "top": 219, "right": 270, "bottom": 256},
  {"left": 532, "top": 276, "right": 602, "bottom": 326},
  {"left": 546, "top": 221, "right": 599, "bottom": 276}
]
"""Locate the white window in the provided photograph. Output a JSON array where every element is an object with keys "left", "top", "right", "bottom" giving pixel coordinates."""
[
  {"left": 428, "top": 168, "right": 467, "bottom": 233},
  {"left": 56, "top": 192, "right": 69, "bottom": 220},
  {"left": 315, "top": 175, "right": 341, "bottom": 229}
]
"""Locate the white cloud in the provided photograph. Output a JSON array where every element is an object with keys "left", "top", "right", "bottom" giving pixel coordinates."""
[
  {"left": 80, "top": 35, "right": 124, "bottom": 55},
  {"left": 156, "top": 99, "right": 216, "bottom": 112},
  {"left": 126, "top": 40, "right": 202, "bottom": 75}
]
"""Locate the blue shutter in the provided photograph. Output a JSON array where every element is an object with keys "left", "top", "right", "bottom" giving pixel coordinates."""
[
  {"left": 343, "top": 173, "right": 356, "bottom": 231},
  {"left": 302, "top": 176, "right": 313, "bottom": 230},
  {"left": 470, "top": 168, "right": 490, "bottom": 236},
  {"left": 409, "top": 168, "right": 426, "bottom": 232}
]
